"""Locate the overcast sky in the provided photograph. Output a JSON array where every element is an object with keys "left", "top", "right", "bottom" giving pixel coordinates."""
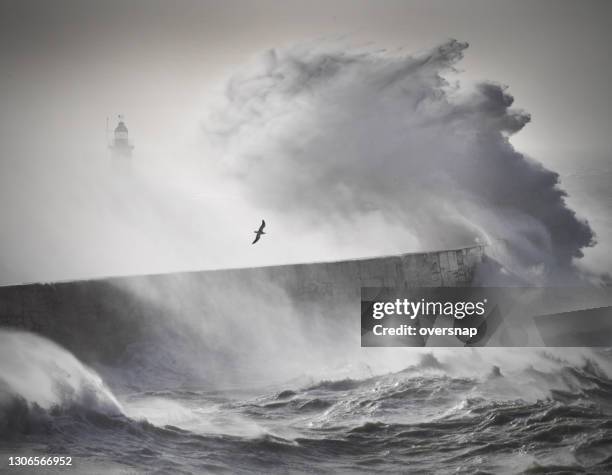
[
  {"left": 0, "top": 0, "right": 610, "bottom": 284},
  {"left": 2, "top": 0, "right": 610, "bottom": 161}
]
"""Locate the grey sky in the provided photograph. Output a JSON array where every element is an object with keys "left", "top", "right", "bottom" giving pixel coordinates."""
[
  {"left": 0, "top": 0, "right": 610, "bottom": 284},
  {"left": 2, "top": 0, "right": 610, "bottom": 162}
]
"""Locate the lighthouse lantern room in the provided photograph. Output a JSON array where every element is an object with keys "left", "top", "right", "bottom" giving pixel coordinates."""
[{"left": 109, "top": 115, "right": 134, "bottom": 159}]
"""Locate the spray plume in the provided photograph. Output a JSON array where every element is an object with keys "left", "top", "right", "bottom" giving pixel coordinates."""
[{"left": 206, "top": 39, "right": 595, "bottom": 282}]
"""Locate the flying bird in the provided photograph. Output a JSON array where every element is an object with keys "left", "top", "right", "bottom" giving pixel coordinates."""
[{"left": 252, "top": 219, "right": 266, "bottom": 244}]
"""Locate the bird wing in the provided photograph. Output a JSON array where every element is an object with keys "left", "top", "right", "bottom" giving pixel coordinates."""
[
  {"left": 260, "top": 220, "right": 266, "bottom": 231},
  {"left": 252, "top": 233, "right": 261, "bottom": 244}
]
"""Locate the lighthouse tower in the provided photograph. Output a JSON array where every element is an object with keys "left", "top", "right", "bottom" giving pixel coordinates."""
[{"left": 109, "top": 116, "right": 134, "bottom": 159}]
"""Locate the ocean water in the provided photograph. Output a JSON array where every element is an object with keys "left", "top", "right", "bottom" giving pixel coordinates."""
[
  {"left": 2, "top": 170, "right": 612, "bottom": 474},
  {"left": 2, "top": 329, "right": 612, "bottom": 475}
]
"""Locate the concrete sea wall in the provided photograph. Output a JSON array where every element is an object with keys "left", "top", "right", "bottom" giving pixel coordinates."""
[{"left": 0, "top": 246, "right": 485, "bottom": 367}]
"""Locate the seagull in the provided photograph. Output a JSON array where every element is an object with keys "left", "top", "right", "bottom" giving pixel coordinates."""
[{"left": 252, "top": 219, "right": 266, "bottom": 244}]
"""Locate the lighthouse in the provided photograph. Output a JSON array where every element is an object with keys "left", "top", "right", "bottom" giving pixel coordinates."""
[{"left": 108, "top": 116, "right": 134, "bottom": 159}]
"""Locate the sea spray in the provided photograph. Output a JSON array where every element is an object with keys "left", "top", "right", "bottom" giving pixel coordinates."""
[
  {"left": 0, "top": 330, "right": 123, "bottom": 416},
  {"left": 205, "top": 40, "right": 595, "bottom": 282}
]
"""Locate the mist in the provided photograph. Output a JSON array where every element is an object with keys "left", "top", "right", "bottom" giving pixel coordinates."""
[{"left": 0, "top": 38, "right": 605, "bottom": 286}]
